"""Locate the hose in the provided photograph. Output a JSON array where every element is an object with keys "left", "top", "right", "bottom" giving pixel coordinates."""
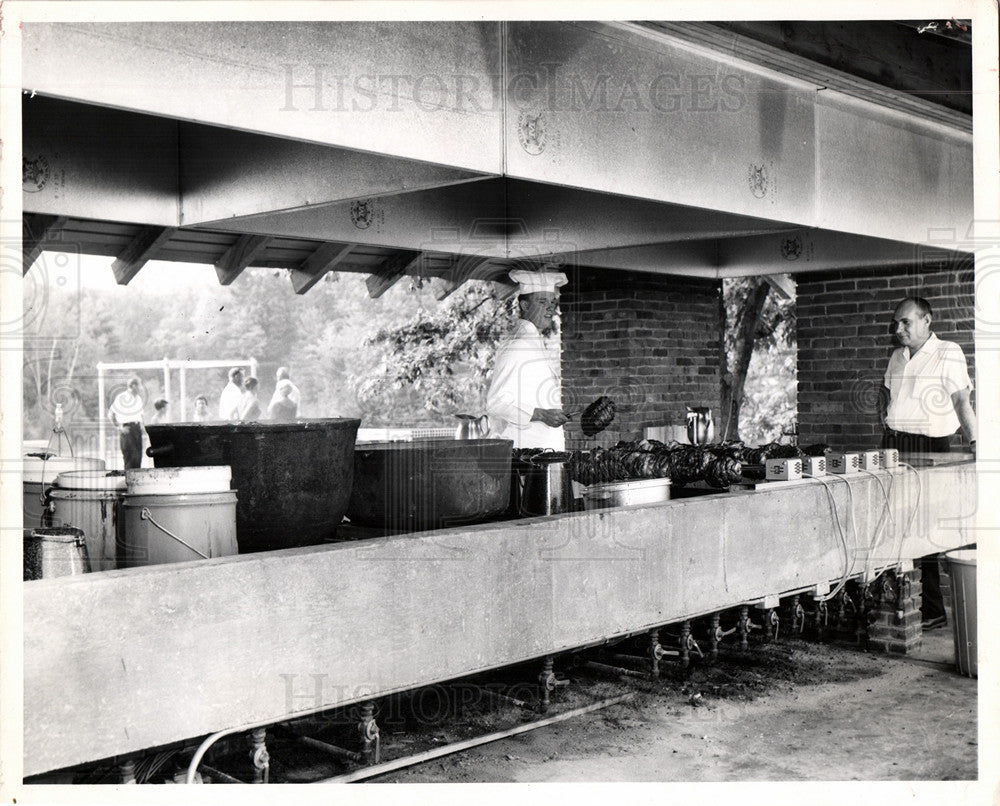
[{"left": 809, "top": 474, "right": 853, "bottom": 603}]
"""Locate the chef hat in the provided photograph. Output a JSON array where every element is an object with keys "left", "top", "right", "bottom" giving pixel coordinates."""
[{"left": 509, "top": 268, "right": 568, "bottom": 296}]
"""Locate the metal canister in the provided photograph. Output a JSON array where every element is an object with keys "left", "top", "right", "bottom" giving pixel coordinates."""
[
  {"left": 518, "top": 451, "right": 576, "bottom": 517},
  {"left": 24, "top": 527, "right": 89, "bottom": 581}
]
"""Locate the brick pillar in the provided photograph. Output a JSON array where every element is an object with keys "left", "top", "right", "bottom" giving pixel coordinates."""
[
  {"left": 867, "top": 567, "right": 923, "bottom": 654},
  {"left": 561, "top": 268, "right": 723, "bottom": 450}
]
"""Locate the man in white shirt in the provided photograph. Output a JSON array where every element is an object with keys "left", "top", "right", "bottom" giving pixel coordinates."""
[
  {"left": 108, "top": 376, "right": 145, "bottom": 469},
  {"left": 486, "top": 269, "right": 569, "bottom": 450},
  {"left": 218, "top": 367, "right": 244, "bottom": 420},
  {"left": 879, "top": 296, "right": 977, "bottom": 631},
  {"left": 880, "top": 296, "right": 976, "bottom": 452}
]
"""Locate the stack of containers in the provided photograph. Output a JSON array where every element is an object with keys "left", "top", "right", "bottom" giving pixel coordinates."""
[{"left": 22, "top": 453, "right": 105, "bottom": 530}]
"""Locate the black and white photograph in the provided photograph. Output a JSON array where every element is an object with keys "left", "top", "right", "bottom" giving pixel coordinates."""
[{"left": 1, "top": 1, "right": 997, "bottom": 802}]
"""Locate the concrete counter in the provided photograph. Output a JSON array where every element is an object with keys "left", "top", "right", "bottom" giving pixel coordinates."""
[{"left": 23, "top": 459, "right": 976, "bottom": 776}]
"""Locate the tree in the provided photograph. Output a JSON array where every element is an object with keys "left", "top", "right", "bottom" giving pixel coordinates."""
[
  {"left": 354, "top": 283, "right": 516, "bottom": 424},
  {"left": 721, "top": 277, "right": 797, "bottom": 444}
]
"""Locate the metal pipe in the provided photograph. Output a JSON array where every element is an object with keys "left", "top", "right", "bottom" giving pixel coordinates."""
[
  {"left": 582, "top": 660, "right": 648, "bottom": 679},
  {"left": 294, "top": 734, "right": 363, "bottom": 763},
  {"left": 315, "top": 693, "right": 634, "bottom": 784},
  {"left": 477, "top": 686, "right": 532, "bottom": 710}
]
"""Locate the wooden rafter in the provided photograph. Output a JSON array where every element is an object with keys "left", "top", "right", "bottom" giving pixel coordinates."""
[
  {"left": 23, "top": 215, "right": 68, "bottom": 275},
  {"left": 111, "top": 226, "right": 178, "bottom": 285},
  {"left": 365, "top": 251, "right": 423, "bottom": 299},
  {"left": 290, "top": 242, "right": 355, "bottom": 295},
  {"left": 763, "top": 273, "right": 795, "bottom": 300},
  {"left": 430, "top": 255, "right": 497, "bottom": 301},
  {"left": 214, "top": 234, "right": 272, "bottom": 285}
]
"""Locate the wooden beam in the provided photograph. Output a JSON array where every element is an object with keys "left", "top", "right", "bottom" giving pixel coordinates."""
[
  {"left": 22, "top": 215, "right": 68, "bottom": 275},
  {"left": 111, "top": 226, "right": 178, "bottom": 285},
  {"left": 365, "top": 251, "right": 422, "bottom": 299},
  {"left": 290, "top": 242, "right": 354, "bottom": 294},
  {"left": 214, "top": 234, "right": 271, "bottom": 285},
  {"left": 763, "top": 273, "right": 795, "bottom": 300},
  {"left": 429, "top": 255, "right": 497, "bottom": 301}
]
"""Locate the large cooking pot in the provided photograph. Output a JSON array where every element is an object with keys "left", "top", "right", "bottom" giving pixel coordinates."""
[
  {"left": 347, "top": 438, "right": 513, "bottom": 533},
  {"left": 145, "top": 419, "right": 360, "bottom": 554}
]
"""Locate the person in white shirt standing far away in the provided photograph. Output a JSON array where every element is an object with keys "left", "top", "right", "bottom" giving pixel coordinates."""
[
  {"left": 218, "top": 367, "right": 244, "bottom": 421},
  {"left": 486, "top": 268, "right": 570, "bottom": 450}
]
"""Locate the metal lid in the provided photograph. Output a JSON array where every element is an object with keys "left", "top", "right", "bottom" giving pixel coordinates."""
[
  {"left": 584, "top": 477, "right": 672, "bottom": 494},
  {"left": 53, "top": 469, "right": 127, "bottom": 492},
  {"left": 126, "top": 466, "right": 232, "bottom": 495}
]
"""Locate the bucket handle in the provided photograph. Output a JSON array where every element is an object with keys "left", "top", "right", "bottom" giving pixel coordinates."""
[
  {"left": 145, "top": 444, "right": 175, "bottom": 458},
  {"left": 139, "top": 507, "right": 210, "bottom": 559}
]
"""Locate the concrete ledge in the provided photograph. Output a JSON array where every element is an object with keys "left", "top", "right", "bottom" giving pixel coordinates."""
[{"left": 22, "top": 461, "right": 976, "bottom": 775}]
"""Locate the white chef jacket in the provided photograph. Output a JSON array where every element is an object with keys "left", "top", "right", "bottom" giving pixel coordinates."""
[
  {"left": 884, "top": 333, "right": 972, "bottom": 437},
  {"left": 218, "top": 382, "right": 243, "bottom": 420},
  {"left": 486, "top": 319, "right": 564, "bottom": 450}
]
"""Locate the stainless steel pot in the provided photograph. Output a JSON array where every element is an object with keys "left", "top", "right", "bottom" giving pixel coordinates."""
[{"left": 517, "top": 451, "right": 575, "bottom": 517}]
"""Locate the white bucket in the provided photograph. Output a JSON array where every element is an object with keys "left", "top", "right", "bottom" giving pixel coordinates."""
[
  {"left": 22, "top": 454, "right": 106, "bottom": 530},
  {"left": 49, "top": 470, "right": 127, "bottom": 573},
  {"left": 125, "top": 466, "right": 232, "bottom": 495},
  {"left": 121, "top": 466, "right": 237, "bottom": 568}
]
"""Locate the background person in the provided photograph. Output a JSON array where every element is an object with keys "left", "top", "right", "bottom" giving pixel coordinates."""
[
  {"left": 149, "top": 399, "right": 170, "bottom": 425},
  {"left": 879, "top": 296, "right": 977, "bottom": 631},
  {"left": 486, "top": 269, "right": 569, "bottom": 450},
  {"left": 108, "top": 376, "right": 145, "bottom": 469},
  {"left": 238, "top": 376, "right": 263, "bottom": 421},
  {"left": 218, "top": 367, "right": 244, "bottom": 420},
  {"left": 193, "top": 395, "right": 210, "bottom": 421},
  {"left": 269, "top": 366, "right": 301, "bottom": 411},
  {"left": 268, "top": 379, "right": 299, "bottom": 421}
]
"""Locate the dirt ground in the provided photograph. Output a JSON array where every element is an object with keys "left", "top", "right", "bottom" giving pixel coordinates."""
[{"left": 369, "top": 627, "right": 977, "bottom": 783}]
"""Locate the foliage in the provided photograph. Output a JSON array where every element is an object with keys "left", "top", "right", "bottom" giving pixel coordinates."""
[
  {"left": 356, "top": 284, "right": 517, "bottom": 423},
  {"left": 723, "top": 277, "right": 798, "bottom": 445}
]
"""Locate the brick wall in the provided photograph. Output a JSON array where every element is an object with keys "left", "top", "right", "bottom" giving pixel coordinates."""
[
  {"left": 560, "top": 268, "right": 723, "bottom": 450},
  {"left": 796, "top": 262, "right": 975, "bottom": 450}
]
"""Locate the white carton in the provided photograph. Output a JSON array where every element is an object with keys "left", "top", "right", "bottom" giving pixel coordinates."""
[
  {"left": 860, "top": 450, "right": 880, "bottom": 471},
  {"left": 802, "top": 456, "right": 826, "bottom": 476},
  {"left": 828, "top": 452, "right": 860, "bottom": 474},
  {"left": 879, "top": 448, "right": 899, "bottom": 469},
  {"left": 765, "top": 457, "right": 803, "bottom": 481}
]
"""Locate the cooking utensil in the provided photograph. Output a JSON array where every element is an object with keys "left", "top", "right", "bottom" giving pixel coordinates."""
[
  {"left": 455, "top": 413, "right": 490, "bottom": 440},
  {"left": 563, "top": 396, "right": 617, "bottom": 437},
  {"left": 347, "top": 438, "right": 513, "bottom": 532},
  {"left": 145, "top": 419, "right": 360, "bottom": 553},
  {"left": 686, "top": 407, "right": 715, "bottom": 445},
  {"left": 517, "top": 450, "right": 575, "bottom": 517}
]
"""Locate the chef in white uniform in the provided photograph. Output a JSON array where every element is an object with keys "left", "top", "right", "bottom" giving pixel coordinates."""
[{"left": 486, "top": 269, "right": 569, "bottom": 450}]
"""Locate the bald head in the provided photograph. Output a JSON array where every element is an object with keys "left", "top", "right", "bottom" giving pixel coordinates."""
[{"left": 893, "top": 297, "right": 932, "bottom": 352}]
